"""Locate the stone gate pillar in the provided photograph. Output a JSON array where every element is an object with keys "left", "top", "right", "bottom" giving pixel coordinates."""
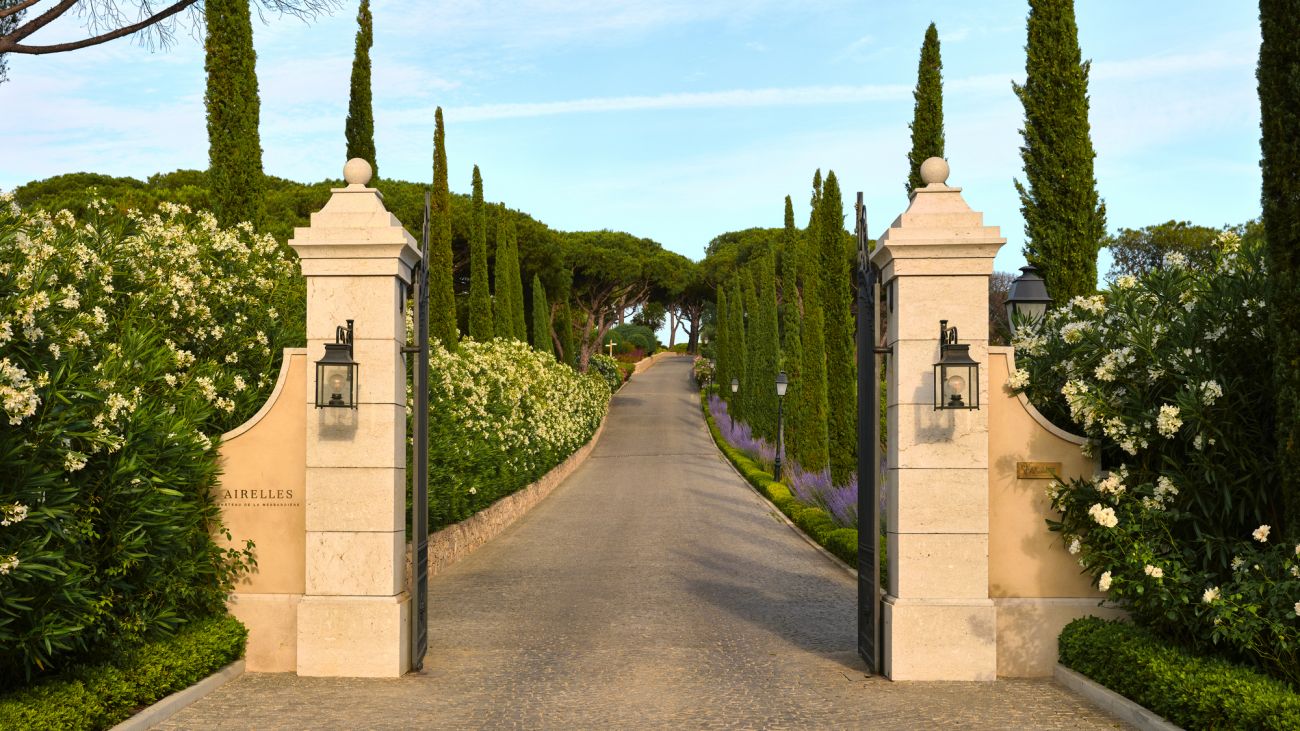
[
  {"left": 288, "top": 159, "right": 420, "bottom": 677},
  {"left": 870, "top": 158, "right": 1004, "bottom": 680}
]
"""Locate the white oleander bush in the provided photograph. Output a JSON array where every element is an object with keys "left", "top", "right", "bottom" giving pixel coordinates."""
[
  {"left": 1012, "top": 230, "right": 1300, "bottom": 686},
  {"left": 0, "top": 194, "right": 301, "bottom": 683},
  {"left": 425, "top": 338, "right": 610, "bottom": 529}
]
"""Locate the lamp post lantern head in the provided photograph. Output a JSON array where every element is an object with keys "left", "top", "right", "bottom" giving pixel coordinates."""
[
  {"left": 934, "top": 320, "right": 979, "bottom": 411},
  {"left": 775, "top": 371, "right": 788, "bottom": 398},
  {"left": 1005, "top": 264, "right": 1052, "bottom": 337},
  {"left": 315, "top": 320, "right": 358, "bottom": 409},
  {"left": 730, "top": 377, "right": 739, "bottom": 394}
]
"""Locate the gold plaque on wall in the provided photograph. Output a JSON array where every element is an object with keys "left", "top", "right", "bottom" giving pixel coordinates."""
[{"left": 1016, "top": 461, "right": 1062, "bottom": 479}]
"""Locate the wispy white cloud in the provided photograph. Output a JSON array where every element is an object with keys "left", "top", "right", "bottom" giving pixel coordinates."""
[{"left": 433, "top": 83, "right": 911, "bottom": 123}]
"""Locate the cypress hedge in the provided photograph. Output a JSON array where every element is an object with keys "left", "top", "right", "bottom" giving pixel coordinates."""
[
  {"left": 740, "top": 274, "right": 759, "bottom": 424},
  {"left": 556, "top": 299, "right": 577, "bottom": 368},
  {"left": 797, "top": 304, "right": 830, "bottom": 472},
  {"left": 1013, "top": 0, "right": 1107, "bottom": 305},
  {"left": 715, "top": 287, "right": 731, "bottom": 395},
  {"left": 204, "top": 0, "right": 265, "bottom": 228},
  {"left": 751, "top": 252, "right": 780, "bottom": 441},
  {"left": 430, "top": 107, "right": 458, "bottom": 349},
  {"left": 507, "top": 224, "right": 527, "bottom": 341},
  {"left": 468, "top": 166, "right": 492, "bottom": 341},
  {"left": 907, "top": 22, "right": 945, "bottom": 195},
  {"left": 344, "top": 0, "right": 377, "bottom": 179},
  {"left": 1259, "top": 0, "right": 1300, "bottom": 538}
]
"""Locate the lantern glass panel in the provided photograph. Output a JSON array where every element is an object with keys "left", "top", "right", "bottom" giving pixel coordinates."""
[{"left": 317, "top": 362, "right": 355, "bottom": 408}]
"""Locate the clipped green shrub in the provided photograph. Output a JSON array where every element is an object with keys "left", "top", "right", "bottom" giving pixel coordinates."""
[
  {"left": 1059, "top": 617, "right": 1300, "bottom": 730},
  {"left": 587, "top": 353, "right": 624, "bottom": 393},
  {"left": 0, "top": 615, "right": 246, "bottom": 731},
  {"left": 1, "top": 196, "right": 292, "bottom": 683},
  {"left": 425, "top": 339, "right": 610, "bottom": 529}
]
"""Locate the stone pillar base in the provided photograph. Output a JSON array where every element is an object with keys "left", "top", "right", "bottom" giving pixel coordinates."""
[
  {"left": 883, "top": 596, "right": 996, "bottom": 680},
  {"left": 296, "top": 593, "right": 411, "bottom": 677},
  {"left": 228, "top": 592, "right": 302, "bottom": 673}
]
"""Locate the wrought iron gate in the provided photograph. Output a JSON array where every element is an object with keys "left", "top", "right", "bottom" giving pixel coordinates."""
[
  {"left": 407, "top": 192, "right": 431, "bottom": 671},
  {"left": 855, "top": 192, "right": 884, "bottom": 674}
]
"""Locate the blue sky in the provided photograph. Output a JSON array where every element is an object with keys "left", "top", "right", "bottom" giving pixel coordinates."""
[{"left": 1, "top": 1, "right": 1263, "bottom": 275}]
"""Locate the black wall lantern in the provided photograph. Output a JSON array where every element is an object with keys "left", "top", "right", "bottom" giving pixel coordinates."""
[
  {"left": 316, "top": 319, "right": 358, "bottom": 409},
  {"left": 934, "top": 320, "right": 979, "bottom": 410},
  {"left": 1004, "top": 264, "right": 1052, "bottom": 337}
]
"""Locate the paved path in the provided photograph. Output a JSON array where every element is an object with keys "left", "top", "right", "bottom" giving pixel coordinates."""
[{"left": 161, "top": 357, "right": 1126, "bottom": 730}]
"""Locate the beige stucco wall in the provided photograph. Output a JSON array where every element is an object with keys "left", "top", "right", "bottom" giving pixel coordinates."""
[
  {"left": 987, "top": 347, "right": 1123, "bottom": 676},
  {"left": 215, "top": 349, "right": 308, "bottom": 671}
]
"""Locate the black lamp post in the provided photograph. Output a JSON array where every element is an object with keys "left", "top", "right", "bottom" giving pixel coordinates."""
[
  {"left": 315, "top": 320, "right": 358, "bottom": 408},
  {"left": 1004, "top": 264, "right": 1052, "bottom": 337},
  {"left": 934, "top": 320, "right": 980, "bottom": 410},
  {"left": 729, "top": 377, "right": 739, "bottom": 430},
  {"left": 774, "top": 371, "right": 788, "bottom": 480}
]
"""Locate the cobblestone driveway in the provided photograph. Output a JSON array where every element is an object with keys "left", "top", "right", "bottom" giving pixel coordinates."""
[{"left": 161, "top": 358, "right": 1127, "bottom": 730}]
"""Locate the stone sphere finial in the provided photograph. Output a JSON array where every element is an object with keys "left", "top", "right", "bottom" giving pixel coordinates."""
[
  {"left": 919, "top": 157, "right": 950, "bottom": 187},
  {"left": 343, "top": 158, "right": 373, "bottom": 186}
]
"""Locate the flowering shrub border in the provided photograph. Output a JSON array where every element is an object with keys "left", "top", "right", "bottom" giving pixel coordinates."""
[
  {"left": 1059, "top": 617, "right": 1300, "bottom": 730},
  {"left": 1013, "top": 231, "right": 1299, "bottom": 686}
]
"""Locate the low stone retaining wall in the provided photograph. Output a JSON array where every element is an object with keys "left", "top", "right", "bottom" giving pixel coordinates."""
[
  {"left": 421, "top": 413, "right": 609, "bottom": 578},
  {"left": 632, "top": 350, "right": 680, "bottom": 374}
]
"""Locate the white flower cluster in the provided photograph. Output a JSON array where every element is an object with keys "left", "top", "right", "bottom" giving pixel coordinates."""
[
  {"left": 1098, "top": 571, "right": 1112, "bottom": 591},
  {"left": 1005, "top": 368, "right": 1030, "bottom": 391},
  {"left": 1143, "top": 564, "right": 1164, "bottom": 579},
  {"left": 1, "top": 502, "right": 28, "bottom": 526},
  {"left": 1199, "top": 380, "right": 1223, "bottom": 406},
  {"left": 1093, "top": 347, "right": 1134, "bottom": 383},
  {"left": 0, "top": 554, "right": 18, "bottom": 575},
  {"left": 1095, "top": 470, "right": 1126, "bottom": 496},
  {"left": 1202, "top": 586, "right": 1220, "bottom": 603},
  {"left": 1088, "top": 503, "right": 1118, "bottom": 528},
  {"left": 1142, "top": 475, "right": 1179, "bottom": 511},
  {"left": 1253, "top": 524, "right": 1270, "bottom": 543},
  {"left": 0, "top": 357, "right": 40, "bottom": 425},
  {"left": 1155, "top": 404, "right": 1182, "bottom": 438}
]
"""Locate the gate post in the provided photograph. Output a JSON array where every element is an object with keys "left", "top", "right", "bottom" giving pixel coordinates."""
[
  {"left": 870, "top": 158, "right": 1004, "bottom": 680},
  {"left": 289, "top": 159, "right": 421, "bottom": 677}
]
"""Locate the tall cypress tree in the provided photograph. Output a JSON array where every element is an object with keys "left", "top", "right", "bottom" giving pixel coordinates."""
[
  {"left": 344, "top": 0, "right": 376, "bottom": 178},
  {"left": 556, "top": 299, "right": 577, "bottom": 368},
  {"left": 468, "top": 166, "right": 492, "bottom": 341},
  {"left": 752, "top": 252, "right": 780, "bottom": 442},
  {"left": 729, "top": 278, "right": 747, "bottom": 418},
  {"left": 430, "top": 107, "right": 458, "bottom": 349},
  {"left": 779, "top": 195, "right": 804, "bottom": 467},
  {"left": 494, "top": 218, "right": 518, "bottom": 339},
  {"left": 741, "top": 273, "right": 760, "bottom": 425},
  {"left": 508, "top": 229, "right": 527, "bottom": 341},
  {"left": 819, "top": 172, "right": 857, "bottom": 484},
  {"left": 1260, "top": 0, "right": 1300, "bottom": 538},
  {"left": 205, "top": 0, "right": 264, "bottom": 228},
  {"left": 1013, "top": 0, "right": 1107, "bottom": 305},
  {"left": 907, "top": 22, "right": 945, "bottom": 195},
  {"left": 531, "top": 274, "right": 554, "bottom": 357}
]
